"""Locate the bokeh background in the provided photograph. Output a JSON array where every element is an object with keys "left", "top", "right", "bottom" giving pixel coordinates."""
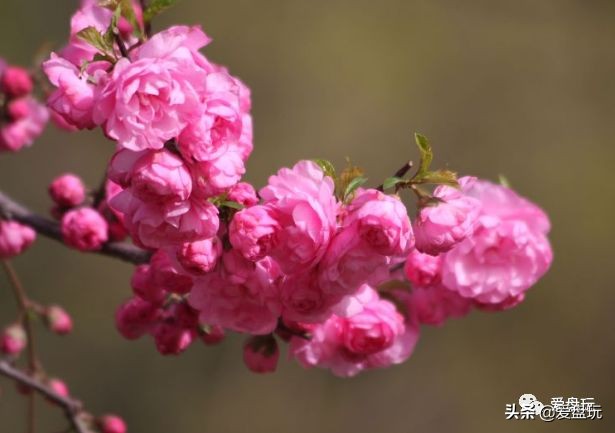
[{"left": 1, "top": 1, "right": 614, "bottom": 432}]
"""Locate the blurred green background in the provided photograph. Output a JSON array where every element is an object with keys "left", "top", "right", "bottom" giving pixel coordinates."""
[{"left": 1, "top": 1, "right": 614, "bottom": 432}]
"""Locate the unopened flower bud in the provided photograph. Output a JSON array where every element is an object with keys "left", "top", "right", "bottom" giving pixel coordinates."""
[
  {"left": 242, "top": 335, "right": 279, "bottom": 374},
  {"left": 97, "top": 415, "right": 127, "bottom": 433},
  {"left": 1, "top": 66, "right": 33, "bottom": 98},
  {"left": 48, "top": 173, "right": 86, "bottom": 208},
  {"left": 61, "top": 208, "right": 108, "bottom": 251},
  {"left": 45, "top": 305, "right": 73, "bottom": 335},
  {"left": 1, "top": 324, "right": 27, "bottom": 355}
]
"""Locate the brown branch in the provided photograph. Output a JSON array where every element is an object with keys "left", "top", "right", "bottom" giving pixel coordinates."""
[
  {"left": 0, "top": 189, "right": 151, "bottom": 265},
  {"left": 376, "top": 160, "right": 413, "bottom": 191},
  {"left": 0, "top": 359, "right": 90, "bottom": 433}
]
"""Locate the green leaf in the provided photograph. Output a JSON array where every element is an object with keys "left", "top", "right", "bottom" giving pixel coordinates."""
[
  {"left": 221, "top": 200, "right": 244, "bottom": 211},
  {"left": 103, "top": 6, "right": 122, "bottom": 46},
  {"left": 498, "top": 174, "right": 511, "bottom": 188},
  {"left": 414, "top": 132, "right": 433, "bottom": 178},
  {"left": 119, "top": 0, "right": 143, "bottom": 38},
  {"left": 76, "top": 27, "right": 115, "bottom": 57},
  {"left": 144, "top": 0, "right": 179, "bottom": 22},
  {"left": 343, "top": 176, "right": 368, "bottom": 200},
  {"left": 382, "top": 176, "right": 405, "bottom": 190},
  {"left": 312, "top": 159, "right": 336, "bottom": 179},
  {"left": 418, "top": 169, "right": 459, "bottom": 187}
]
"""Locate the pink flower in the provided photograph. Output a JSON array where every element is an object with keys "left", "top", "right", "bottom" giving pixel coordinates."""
[
  {"left": 176, "top": 238, "right": 222, "bottom": 274},
  {"left": 148, "top": 249, "right": 194, "bottom": 295},
  {"left": 42, "top": 54, "right": 99, "bottom": 129},
  {"left": 47, "top": 378, "right": 70, "bottom": 398},
  {"left": 153, "top": 321, "right": 194, "bottom": 356},
  {"left": 257, "top": 160, "right": 337, "bottom": 274},
  {"left": 189, "top": 252, "right": 279, "bottom": 335},
  {"left": 130, "top": 264, "right": 166, "bottom": 304},
  {"left": 280, "top": 270, "right": 340, "bottom": 324},
  {"left": 441, "top": 179, "right": 552, "bottom": 305},
  {"left": 97, "top": 415, "right": 127, "bottom": 433},
  {"left": 414, "top": 177, "right": 480, "bottom": 255},
  {"left": 190, "top": 151, "right": 246, "bottom": 197},
  {"left": 0, "top": 97, "right": 48, "bottom": 152},
  {"left": 291, "top": 285, "right": 419, "bottom": 377},
  {"left": 400, "top": 285, "right": 472, "bottom": 326},
  {"left": 6, "top": 98, "right": 31, "bottom": 120},
  {"left": 93, "top": 55, "right": 203, "bottom": 150},
  {"left": 0, "top": 220, "right": 36, "bottom": 258},
  {"left": 201, "top": 325, "right": 225, "bottom": 345},
  {"left": 227, "top": 182, "right": 258, "bottom": 207},
  {"left": 115, "top": 296, "right": 162, "bottom": 340},
  {"left": 404, "top": 250, "right": 442, "bottom": 288},
  {"left": 243, "top": 336, "right": 279, "bottom": 374},
  {"left": 48, "top": 173, "right": 86, "bottom": 207},
  {"left": 1, "top": 324, "right": 27, "bottom": 355},
  {"left": 61, "top": 208, "right": 108, "bottom": 251},
  {"left": 344, "top": 189, "right": 413, "bottom": 256},
  {"left": 45, "top": 305, "right": 73, "bottom": 335},
  {"left": 229, "top": 205, "right": 280, "bottom": 261},
  {"left": 318, "top": 224, "right": 391, "bottom": 297},
  {"left": 1, "top": 66, "right": 32, "bottom": 97}
]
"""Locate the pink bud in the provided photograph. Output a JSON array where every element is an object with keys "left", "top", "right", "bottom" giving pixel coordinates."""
[
  {"left": 227, "top": 182, "right": 258, "bottom": 207},
  {"left": 49, "top": 173, "right": 86, "bottom": 207},
  {"left": 0, "top": 220, "right": 36, "bottom": 259},
  {"left": 6, "top": 98, "right": 30, "bottom": 120},
  {"left": 176, "top": 238, "right": 222, "bottom": 275},
  {"left": 45, "top": 305, "right": 73, "bottom": 335},
  {"left": 1, "top": 66, "right": 33, "bottom": 98},
  {"left": 1, "top": 324, "right": 27, "bottom": 355},
  {"left": 242, "top": 335, "right": 279, "bottom": 374},
  {"left": 201, "top": 325, "right": 225, "bottom": 346},
  {"left": 60, "top": 208, "right": 108, "bottom": 251},
  {"left": 47, "top": 378, "right": 69, "bottom": 398},
  {"left": 153, "top": 322, "right": 194, "bottom": 356},
  {"left": 97, "top": 415, "right": 127, "bottom": 433},
  {"left": 115, "top": 297, "right": 161, "bottom": 340}
]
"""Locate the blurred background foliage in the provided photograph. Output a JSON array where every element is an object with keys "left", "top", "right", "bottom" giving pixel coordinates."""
[{"left": 1, "top": 1, "right": 614, "bottom": 432}]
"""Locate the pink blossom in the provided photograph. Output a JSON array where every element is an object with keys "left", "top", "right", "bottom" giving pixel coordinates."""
[
  {"left": 42, "top": 54, "right": 99, "bottom": 129},
  {"left": 1, "top": 324, "right": 27, "bottom": 355},
  {"left": 400, "top": 285, "right": 471, "bottom": 326},
  {"left": 47, "top": 378, "right": 69, "bottom": 398},
  {"left": 153, "top": 321, "right": 194, "bottom": 356},
  {"left": 48, "top": 173, "right": 86, "bottom": 207},
  {"left": 404, "top": 250, "right": 442, "bottom": 288},
  {"left": 441, "top": 179, "right": 552, "bottom": 305},
  {"left": 318, "top": 224, "right": 391, "bottom": 297},
  {"left": 1, "top": 66, "right": 32, "bottom": 97},
  {"left": 201, "top": 325, "right": 225, "bottom": 345},
  {"left": 190, "top": 151, "right": 246, "bottom": 197},
  {"left": 129, "top": 149, "right": 192, "bottom": 203},
  {"left": 257, "top": 160, "right": 337, "bottom": 274},
  {"left": 0, "top": 97, "right": 48, "bottom": 152},
  {"left": 148, "top": 249, "right": 194, "bottom": 295},
  {"left": 6, "top": 98, "right": 31, "bottom": 120},
  {"left": 115, "top": 297, "right": 162, "bottom": 340},
  {"left": 45, "top": 305, "right": 73, "bottom": 335},
  {"left": 109, "top": 189, "right": 219, "bottom": 249},
  {"left": 291, "top": 285, "right": 419, "bottom": 377},
  {"left": 414, "top": 177, "right": 480, "bottom": 255},
  {"left": 0, "top": 220, "right": 36, "bottom": 258},
  {"left": 93, "top": 54, "right": 203, "bottom": 151},
  {"left": 130, "top": 264, "right": 166, "bottom": 304},
  {"left": 227, "top": 182, "right": 258, "bottom": 207},
  {"left": 344, "top": 189, "right": 413, "bottom": 256},
  {"left": 243, "top": 336, "right": 279, "bottom": 374},
  {"left": 97, "top": 415, "right": 127, "bottom": 433},
  {"left": 176, "top": 238, "right": 222, "bottom": 274},
  {"left": 229, "top": 205, "right": 280, "bottom": 261},
  {"left": 61, "top": 208, "right": 108, "bottom": 251},
  {"left": 189, "top": 252, "right": 279, "bottom": 335},
  {"left": 280, "top": 270, "right": 340, "bottom": 324}
]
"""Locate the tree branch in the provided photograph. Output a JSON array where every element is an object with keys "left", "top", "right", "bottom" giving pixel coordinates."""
[
  {"left": 0, "top": 189, "right": 151, "bottom": 265},
  {"left": 0, "top": 359, "right": 90, "bottom": 433}
]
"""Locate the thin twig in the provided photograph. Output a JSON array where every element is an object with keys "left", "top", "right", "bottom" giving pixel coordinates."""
[
  {"left": 0, "top": 359, "right": 89, "bottom": 433},
  {"left": 0, "top": 189, "right": 151, "bottom": 264},
  {"left": 376, "top": 160, "right": 413, "bottom": 191}
]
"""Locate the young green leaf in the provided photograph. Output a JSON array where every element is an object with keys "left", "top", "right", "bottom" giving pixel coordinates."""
[
  {"left": 498, "top": 174, "right": 511, "bottom": 188},
  {"left": 76, "top": 27, "right": 115, "bottom": 57},
  {"left": 417, "top": 169, "right": 459, "bottom": 187},
  {"left": 312, "top": 159, "right": 336, "bottom": 179},
  {"left": 343, "top": 176, "right": 368, "bottom": 201},
  {"left": 221, "top": 200, "right": 244, "bottom": 211},
  {"left": 414, "top": 132, "right": 433, "bottom": 178},
  {"left": 382, "top": 176, "right": 406, "bottom": 190},
  {"left": 144, "top": 0, "right": 179, "bottom": 22}
]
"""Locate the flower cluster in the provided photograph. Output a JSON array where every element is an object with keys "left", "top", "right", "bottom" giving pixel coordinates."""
[
  {"left": 1, "top": 0, "right": 553, "bottom": 380},
  {"left": 0, "top": 59, "right": 48, "bottom": 152}
]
